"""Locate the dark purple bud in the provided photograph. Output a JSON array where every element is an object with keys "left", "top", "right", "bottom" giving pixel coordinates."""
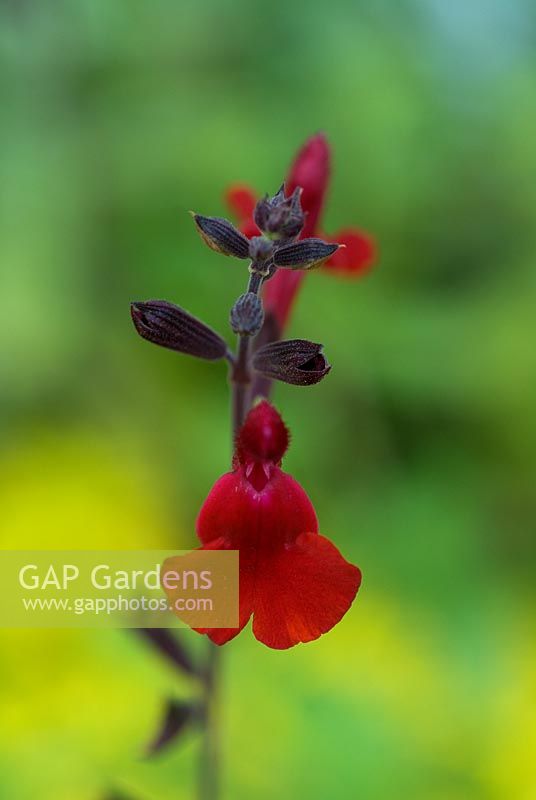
[
  {"left": 191, "top": 213, "right": 250, "bottom": 258},
  {"left": 131, "top": 300, "right": 227, "bottom": 360},
  {"left": 253, "top": 196, "right": 272, "bottom": 232},
  {"left": 230, "top": 292, "right": 264, "bottom": 336},
  {"left": 253, "top": 339, "right": 331, "bottom": 386},
  {"left": 289, "top": 185, "right": 303, "bottom": 212},
  {"left": 248, "top": 236, "right": 274, "bottom": 263},
  {"left": 272, "top": 183, "right": 286, "bottom": 202},
  {"left": 254, "top": 185, "right": 305, "bottom": 239},
  {"left": 273, "top": 238, "right": 340, "bottom": 270}
]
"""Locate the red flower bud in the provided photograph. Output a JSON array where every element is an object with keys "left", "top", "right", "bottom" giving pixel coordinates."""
[{"left": 234, "top": 400, "right": 289, "bottom": 466}]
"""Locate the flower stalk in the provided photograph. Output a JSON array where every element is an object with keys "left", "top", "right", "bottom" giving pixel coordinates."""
[
  {"left": 131, "top": 133, "right": 374, "bottom": 800},
  {"left": 202, "top": 261, "right": 269, "bottom": 799}
]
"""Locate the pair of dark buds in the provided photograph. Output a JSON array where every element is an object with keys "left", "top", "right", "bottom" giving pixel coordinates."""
[
  {"left": 131, "top": 184, "right": 337, "bottom": 386},
  {"left": 130, "top": 300, "right": 330, "bottom": 386}
]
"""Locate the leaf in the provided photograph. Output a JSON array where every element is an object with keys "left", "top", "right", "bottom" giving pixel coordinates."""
[
  {"left": 145, "top": 698, "right": 198, "bottom": 757},
  {"left": 136, "top": 628, "right": 200, "bottom": 678}
]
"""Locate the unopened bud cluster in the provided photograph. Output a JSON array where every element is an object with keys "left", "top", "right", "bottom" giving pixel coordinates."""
[
  {"left": 132, "top": 182, "right": 339, "bottom": 391},
  {"left": 191, "top": 185, "right": 339, "bottom": 275},
  {"left": 230, "top": 293, "right": 264, "bottom": 337},
  {"left": 254, "top": 184, "right": 305, "bottom": 239}
]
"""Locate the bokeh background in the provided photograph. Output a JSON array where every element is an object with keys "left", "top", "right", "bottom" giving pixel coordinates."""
[{"left": 1, "top": 1, "right": 536, "bottom": 798}]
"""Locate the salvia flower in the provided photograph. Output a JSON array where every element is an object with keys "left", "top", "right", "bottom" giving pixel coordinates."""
[
  {"left": 226, "top": 133, "right": 376, "bottom": 332},
  {"left": 166, "top": 401, "right": 361, "bottom": 649},
  {"left": 253, "top": 339, "right": 331, "bottom": 386}
]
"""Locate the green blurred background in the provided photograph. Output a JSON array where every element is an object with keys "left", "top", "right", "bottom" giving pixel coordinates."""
[{"left": 1, "top": 1, "right": 535, "bottom": 798}]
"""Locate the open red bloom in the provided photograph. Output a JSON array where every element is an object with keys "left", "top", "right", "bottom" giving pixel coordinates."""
[
  {"left": 226, "top": 134, "right": 376, "bottom": 331},
  {"left": 192, "top": 401, "right": 361, "bottom": 649}
]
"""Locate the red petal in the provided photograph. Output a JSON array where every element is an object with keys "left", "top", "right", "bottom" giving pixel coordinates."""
[
  {"left": 195, "top": 538, "right": 255, "bottom": 646},
  {"left": 225, "top": 184, "right": 257, "bottom": 221},
  {"left": 324, "top": 228, "right": 376, "bottom": 276},
  {"left": 287, "top": 133, "right": 331, "bottom": 237},
  {"left": 195, "top": 468, "right": 319, "bottom": 646},
  {"left": 252, "top": 532, "right": 361, "bottom": 649},
  {"left": 197, "top": 469, "right": 317, "bottom": 549},
  {"left": 161, "top": 538, "right": 250, "bottom": 646},
  {"left": 239, "top": 218, "right": 262, "bottom": 239},
  {"left": 235, "top": 401, "right": 290, "bottom": 466},
  {"left": 262, "top": 134, "right": 331, "bottom": 329}
]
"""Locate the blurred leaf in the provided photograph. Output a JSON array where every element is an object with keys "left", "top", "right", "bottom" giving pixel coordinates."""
[
  {"left": 136, "top": 629, "right": 200, "bottom": 679},
  {"left": 145, "top": 698, "right": 198, "bottom": 758}
]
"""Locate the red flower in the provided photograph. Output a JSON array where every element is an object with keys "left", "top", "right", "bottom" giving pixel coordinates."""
[
  {"left": 226, "top": 133, "right": 376, "bottom": 332},
  {"left": 192, "top": 401, "right": 361, "bottom": 649}
]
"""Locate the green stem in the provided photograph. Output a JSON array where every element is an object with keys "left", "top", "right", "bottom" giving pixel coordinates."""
[{"left": 199, "top": 643, "right": 221, "bottom": 800}]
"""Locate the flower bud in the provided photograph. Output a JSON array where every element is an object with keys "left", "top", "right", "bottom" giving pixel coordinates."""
[
  {"left": 273, "top": 238, "right": 340, "bottom": 270},
  {"left": 253, "top": 185, "right": 305, "bottom": 239},
  {"left": 131, "top": 300, "right": 228, "bottom": 360},
  {"left": 230, "top": 292, "right": 264, "bottom": 337},
  {"left": 252, "top": 339, "right": 331, "bottom": 386},
  {"left": 248, "top": 236, "right": 274, "bottom": 263},
  {"left": 191, "top": 213, "right": 250, "bottom": 259}
]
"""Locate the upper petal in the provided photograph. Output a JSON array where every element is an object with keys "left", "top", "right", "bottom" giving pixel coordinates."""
[
  {"left": 196, "top": 468, "right": 318, "bottom": 550},
  {"left": 252, "top": 532, "right": 361, "bottom": 649},
  {"left": 286, "top": 133, "right": 330, "bottom": 237}
]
